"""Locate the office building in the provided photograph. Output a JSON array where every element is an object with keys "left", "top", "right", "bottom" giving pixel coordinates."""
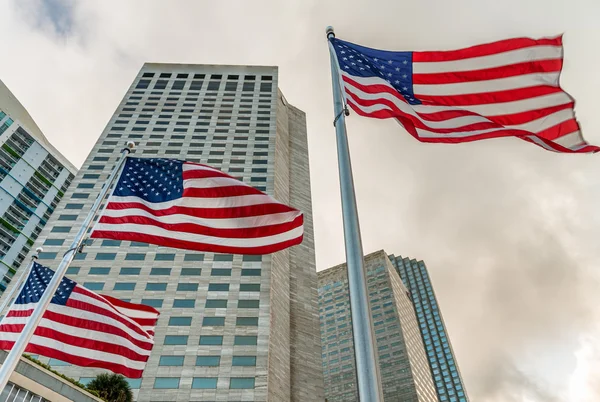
[
  {"left": 20, "top": 64, "right": 323, "bottom": 401},
  {"left": 390, "top": 255, "right": 468, "bottom": 402},
  {"left": 0, "top": 80, "right": 76, "bottom": 292},
  {"left": 318, "top": 250, "right": 438, "bottom": 401}
]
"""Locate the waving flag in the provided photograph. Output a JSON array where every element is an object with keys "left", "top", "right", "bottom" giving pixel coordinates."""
[
  {"left": 0, "top": 262, "right": 159, "bottom": 378},
  {"left": 91, "top": 157, "right": 304, "bottom": 254},
  {"left": 330, "top": 36, "right": 599, "bottom": 153}
]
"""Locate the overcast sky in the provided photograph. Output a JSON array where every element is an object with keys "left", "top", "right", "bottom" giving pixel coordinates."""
[{"left": 2, "top": 0, "right": 600, "bottom": 400}]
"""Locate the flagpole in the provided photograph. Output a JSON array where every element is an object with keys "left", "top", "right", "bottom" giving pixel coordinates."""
[
  {"left": 0, "top": 141, "right": 135, "bottom": 391},
  {"left": 0, "top": 248, "right": 42, "bottom": 321},
  {"left": 326, "top": 26, "right": 383, "bottom": 402}
]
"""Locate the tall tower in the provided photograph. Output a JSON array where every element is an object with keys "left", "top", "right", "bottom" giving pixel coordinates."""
[
  {"left": 0, "top": 79, "right": 76, "bottom": 293},
  {"left": 390, "top": 255, "right": 468, "bottom": 402},
  {"left": 318, "top": 250, "right": 439, "bottom": 402},
  {"left": 24, "top": 64, "right": 323, "bottom": 401}
]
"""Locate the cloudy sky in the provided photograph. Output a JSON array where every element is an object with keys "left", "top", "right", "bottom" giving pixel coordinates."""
[{"left": 2, "top": 0, "right": 600, "bottom": 400}]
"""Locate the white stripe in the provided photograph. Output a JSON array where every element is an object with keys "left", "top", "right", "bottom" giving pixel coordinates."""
[
  {"left": 1, "top": 332, "right": 147, "bottom": 370},
  {"left": 105, "top": 193, "right": 282, "bottom": 210},
  {"left": 413, "top": 45, "right": 562, "bottom": 74},
  {"left": 184, "top": 176, "right": 251, "bottom": 189},
  {"left": 413, "top": 72, "right": 560, "bottom": 96},
  {"left": 344, "top": 73, "right": 573, "bottom": 114},
  {"left": 92, "top": 222, "right": 304, "bottom": 247},
  {"left": 525, "top": 135, "right": 560, "bottom": 151},
  {"left": 552, "top": 131, "right": 584, "bottom": 148},
  {"left": 101, "top": 207, "right": 302, "bottom": 229},
  {"left": 505, "top": 108, "right": 574, "bottom": 133},
  {"left": 413, "top": 126, "right": 515, "bottom": 139},
  {"left": 109, "top": 304, "right": 159, "bottom": 320}
]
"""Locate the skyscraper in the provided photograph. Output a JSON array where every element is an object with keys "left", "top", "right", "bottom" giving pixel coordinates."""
[
  {"left": 318, "top": 250, "right": 438, "bottom": 402},
  {"left": 0, "top": 79, "right": 76, "bottom": 293},
  {"left": 23, "top": 64, "right": 323, "bottom": 401},
  {"left": 390, "top": 255, "right": 468, "bottom": 402}
]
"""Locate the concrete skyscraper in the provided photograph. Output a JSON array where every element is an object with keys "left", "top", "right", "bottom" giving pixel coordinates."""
[
  {"left": 20, "top": 64, "right": 323, "bottom": 401},
  {"left": 390, "top": 255, "right": 468, "bottom": 402},
  {"left": 0, "top": 79, "right": 76, "bottom": 293},
  {"left": 318, "top": 250, "right": 438, "bottom": 402}
]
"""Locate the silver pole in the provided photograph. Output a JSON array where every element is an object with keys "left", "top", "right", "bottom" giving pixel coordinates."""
[
  {"left": 0, "top": 142, "right": 135, "bottom": 391},
  {"left": 0, "top": 248, "right": 42, "bottom": 321},
  {"left": 326, "top": 26, "right": 383, "bottom": 401}
]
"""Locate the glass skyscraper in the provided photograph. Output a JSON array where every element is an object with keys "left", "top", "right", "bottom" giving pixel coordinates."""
[
  {"left": 390, "top": 255, "right": 469, "bottom": 402},
  {"left": 11, "top": 63, "right": 324, "bottom": 401}
]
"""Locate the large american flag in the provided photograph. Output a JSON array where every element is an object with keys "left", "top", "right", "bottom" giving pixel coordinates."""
[
  {"left": 0, "top": 262, "right": 159, "bottom": 378},
  {"left": 330, "top": 35, "right": 599, "bottom": 153},
  {"left": 91, "top": 157, "right": 304, "bottom": 254}
]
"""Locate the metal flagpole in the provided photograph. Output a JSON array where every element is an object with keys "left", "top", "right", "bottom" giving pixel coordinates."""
[
  {"left": 326, "top": 26, "right": 384, "bottom": 401},
  {"left": 0, "top": 248, "right": 42, "bottom": 321},
  {"left": 0, "top": 141, "right": 135, "bottom": 391}
]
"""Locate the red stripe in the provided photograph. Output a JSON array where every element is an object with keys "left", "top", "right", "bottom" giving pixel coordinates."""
[
  {"left": 90, "top": 230, "right": 304, "bottom": 255},
  {"left": 535, "top": 118, "right": 579, "bottom": 141},
  {"left": 76, "top": 288, "right": 158, "bottom": 328},
  {"left": 413, "top": 59, "right": 563, "bottom": 85},
  {"left": 413, "top": 36, "right": 562, "bottom": 62},
  {"left": 97, "top": 214, "right": 304, "bottom": 239},
  {"left": 102, "top": 201, "right": 297, "bottom": 219},
  {"left": 415, "top": 85, "right": 563, "bottom": 107},
  {"left": 100, "top": 294, "right": 160, "bottom": 315},
  {"left": 182, "top": 168, "right": 234, "bottom": 180},
  {"left": 0, "top": 342, "right": 145, "bottom": 378},
  {"left": 183, "top": 185, "right": 264, "bottom": 198}
]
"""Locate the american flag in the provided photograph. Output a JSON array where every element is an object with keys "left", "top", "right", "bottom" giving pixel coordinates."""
[
  {"left": 0, "top": 262, "right": 159, "bottom": 378},
  {"left": 91, "top": 157, "right": 304, "bottom": 254},
  {"left": 330, "top": 36, "right": 599, "bottom": 153}
]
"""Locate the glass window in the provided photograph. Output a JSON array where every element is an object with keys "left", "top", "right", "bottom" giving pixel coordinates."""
[
  {"left": 78, "top": 377, "right": 95, "bottom": 386},
  {"left": 150, "top": 268, "right": 171, "bottom": 275},
  {"left": 195, "top": 356, "right": 220, "bottom": 366},
  {"left": 142, "top": 299, "right": 163, "bottom": 308},
  {"left": 58, "top": 214, "right": 77, "bottom": 221},
  {"left": 238, "top": 300, "right": 259, "bottom": 308},
  {"left": 89, "top": 267, "right": 110, "bottom": 275},
  {"left": 205, "top": 300, "right": 227, "bottom": 308},
  {"left": 234, "top": 336, "right": 257, "bottom": 346},
  {"left": 66, "top": 267, "right": 80, "bottom": 275},
  {"left": 153, "top": 377, "right": 179, "bottom": 389},
  {"left": 48, "top": 359, "right": 71, "bottom": 366},
  {"left": 120, "top": 267, "right": 141, "bottom": 275},
  {"left": 173, "top": 299, "right": 195, "bottom": 308},
  {"left": 236, "top": 317, "right": 258, "bottom": 326},
  {"left": 169, "top": 317, "right": 192, "bottom": 326},
  {"left": 211, "top": 268, "right": 231, "bottom": 276},
  {"left": 230, "top": 377, "right": 255, "bottom": 389},
  {"left": 239, "top": 284, "right": 260, "bottom": 292},
  {"left": 114, "top": 282, "right": 136, "bottom": 291},
  {"left": 38, "top": 252, "right": 57, "bottom": 259},
  {"left": 146, "top": 283, "right": 167, "bottom": 291},
  {"left": 208, "top": 283, "right": 229, "bottom": 291},
  {"left": 101, "top": 240, "right": 121, "bottom": 247},
  {"left": 184, "top": 254, "right": 204, "bottom": 261},
  {"left": 241, "top": 269, "right": 261, "bottom": 276},
  {"left": 83, "top": 282, "right": 104, "bottom": 291},
  {"left": 213, "top": 254, "right": 233, "bottom": 262},
  {"left": 192, "top": 377, "right": 218, "bottom": 389},
  {"left": 155, "top": 253, "right": 175, "bottom": 261},
  {"left": 51, "top": 226, "right": 71, "bottom": 233},
  {"left": 125, "top": 253, "right": 145, "bottom": 261},
  {"left": 199, "top": 336, "right": 223, "bottom": 345},
  {"left": 180, "top": 268, "right": 201, "bottom": 276},
  {"left": 125, "top": 378, "right": 142, "bottom": 389},
  {"left": 202, "top": 317, "right": 225, "bottom": 326},
  {"left": 159, "top": 356, "right": 185, "bottom": 366},
  {"left": 164, "top": 335, "right": 188, "bottom": 345},
  {"left": 232, "top": 356, "right": 256, "bottom": 366},
  {"left": 43, "top": 239, "right": 64, "bottom": 246},
  {"left": 130, "top": 242, "right": 149, "bottom": 247},
  {"left": 95, "top": 253, "right": 116, "bottom": 260},
  {"left": 242, "top": 255, "right": 262, "bottom": 262},
  {"left": 177, "top": 283, "right": 198, "bottom": 291}
]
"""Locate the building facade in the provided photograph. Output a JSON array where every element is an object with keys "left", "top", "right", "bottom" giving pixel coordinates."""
[
  {"left": 17, "top": 63, "right": 323, "bottom": 401},
  {"left": 318, "top": 250, "right": 438, "bottom": 402},
  {"left": 390, "top": 255, "right": 468, "bottom": 402},
  {"left": 0, "top": 80, "right": 76, "bottom": 292}
]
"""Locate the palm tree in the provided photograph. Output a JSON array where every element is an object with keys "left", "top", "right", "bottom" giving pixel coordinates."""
[{"left": 86, "top": 373, "right": 133, "bottom": 402}]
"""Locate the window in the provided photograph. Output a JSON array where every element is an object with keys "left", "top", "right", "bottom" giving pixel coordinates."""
[
  {"left": 241, "top": 269, "right": 261, "bottom": 276},
  {"left": 71, "top": 193, "right": 89, "bottom": 199},
  {"left": 238, "top": 300, "right": 259, "bottom": 308},
  {"left": 184, "top": 254, "right": 204, "bottom": 261},
  {"left": 169, "top": 317, "right": 192, "bottom": 326},
  {"left": 236, "top": 317, "right": 258, "bottom": 326},
  {"left": 205, "top": 300, "right": 227, "bottom": 308},
  {"left": 150, "top": 268, "right": 171, "bottom": 275},
  {"left": 89, "top": 267, "right": 110, "bottom": 275},
  {"left": 232, "top": 356, "right": 256, "bottom": 366},
  {"left": 130, "top": 242, "right": 148, "bottom": 247},
  {"left": 234, "top": 336, "right": 257, "bottom": 346},
  {"left": 120, "top": 267, "right": 141, "bottom": 275},
  {"left": 213, "top": 254, "right": 233, "bottom": 262},
  {"left": 58, "top": 214, "right": 77, "bottom": 221},
  {"left": 82, "top": 174, "right": 100, "bottom": 179},
  {"left": 43, "top": 239, "right": 64, "bottom": 246},
  {"left": 83, "top": 282, "right": 104, "bottom": 291},
  {"left": 211, "top": 269, "right": 231, "bottom": 276},
  {"left": 52, "top": 226, "right": 71, "bottom": 233},
  {"left": 48, "top": 359, "right": 71, "bottom": 366},
  {"left": 66, "top": 267, "right": 80, "bottom": 275},
  {"left": 114, "top": 282, "right": 136, "bottom": 291},
  {"left": 177, "top": 283, "right": 198, "bottom": 291},
  {"left": 155, "top": 253, "right": 175, "bottom": 261},
  {"left": 159, "top": 356, "right": 184, "bottom": 366},
  {"left": 180, "top": 268, "right": 201, "bottom": 276},
  {"left": 95, "top": 253, "right": 116, "bottom": 260},
  {"left": 142, "top": 299, "right": 163, "bottom": 308},
  {"left": 146, "top": 283, "right": 167, "bottom": 291},
  {"left": 136, "top": 79, "right": 151, "bottom": 89},
  {"left": 208, "top": 283, "right": 229, "bottom": 291},
  {"left": 65, "top": 203, "right": 83, "bottom": 209},
  {"left": 101, "top": 240, "right": 121, "bottom": 247},
  {"left": 153, "top": 378, "right": 179, "bottom": 389},
  {"left": 199, "top": 336, "right": 223, "bottom": 345},
  {"left": 242, "top": 255, "right": 262, "bottom": 262},
  {"left": 230, "top": 378, "right": 255, "bottom": 389},
  {"left": 192, "top": 377, "right": 218, "bottom": 389},
  {"left": 239, "top": 284, "right": 260, "bottom": 292},
  {"left": 164, "top": 335, "right": 187, "bottom": 345},
  {"left": 125, "top": 379, "right": 142, "bottom": 389},
  {"left": 202, "top": 317, "right": 225, "bottom": 326},
  {"left": 125, "top": 253, "right": 145, "bottom": 261},
  {"left": 173, "top": 299, "right": 195, "bottom": 308},
  {"left": 78, "top": 377, "right": 94, "bottom": 386},
  {"left": 195, "top": 356, "right": 220, "bottom": 366},
  {"left": 39, "top": 252, "right": 58, "bottom": 259}
]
